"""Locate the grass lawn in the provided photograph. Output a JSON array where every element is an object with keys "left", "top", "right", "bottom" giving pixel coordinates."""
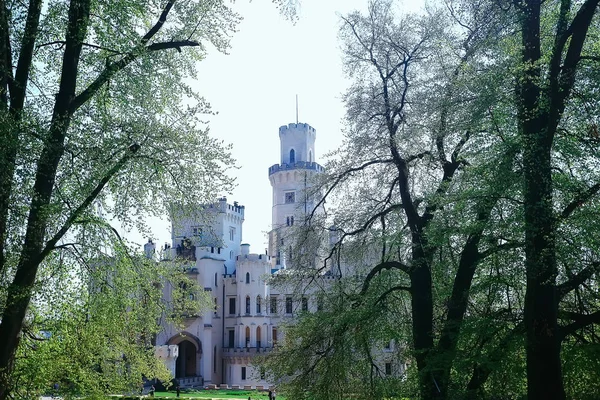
[{"left": 154, "top": 389, "right": 273, "bottom": 399}]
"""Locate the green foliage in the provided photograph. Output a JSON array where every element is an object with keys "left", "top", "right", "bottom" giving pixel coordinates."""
[{"left": 0, "top": 0, "right": 245, "bottom": 397}]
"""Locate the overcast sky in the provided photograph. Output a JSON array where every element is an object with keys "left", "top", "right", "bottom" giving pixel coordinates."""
[{"left": 137, "top": 0, "right": 423, "bottom": 253}]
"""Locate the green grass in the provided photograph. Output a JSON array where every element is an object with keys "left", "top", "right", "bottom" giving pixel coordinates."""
[{"left": 154, "top": 389, "right": 272, "bottom": 399}]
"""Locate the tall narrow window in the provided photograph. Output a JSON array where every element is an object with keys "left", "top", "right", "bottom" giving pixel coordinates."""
[
  {"left": 256, "top": 326, "right": 262, "bottom": 348},
  {"left": 229, "top": 297, "right": 236, "bottom": 315},
  {"left": 241, "top": 366, "right": 247, "bottom": 380},
  {"left": 245, "top": 296, "right": 251, "bottom": 314},
  {"left": 272, "top": 328, "right": 278, "bottom": 345},
  {"left": 228, "top": 329, "right": 235, "bottom": 348},
  {"left": 270, "top": 297, "right": 278, "bottom": 314},
  {"left": 245, "top": 272, "right": 250, "bottom": 284},
  {"left": 213, "top": 346, "right": 217, "bottom": 372},
  {"left": 385, "top": 363, "right": 392, "bottom": 376},
  {"left": 229, "top": 227, "right": 235, "bottom": 241},
  {"left": 256, "top": 296, "right": 262, "bottom": 314},
  {"left": 286, "top": 296, "right": 293, "bottom": 314},
  {"left": 245, "top": 326, "right": 250, "bottom": 347},
  {"left": 301, "top": 297, "right": 308, "bottom": 312},
  {"left": 289, "top": 148, "right": 295, "bottom": 163},
  {"left": 214, "top": 272, "right": 218, "bottom": 287},
  {"left": 309, "top": 150, "right": 313, "bottom": 162}
]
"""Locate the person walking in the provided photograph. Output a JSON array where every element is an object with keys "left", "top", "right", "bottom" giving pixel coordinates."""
[
  {"left": 268, "top": 389, "right": 273, "bottom": 400},
  {"left": 176, "top": 384, "right": 181, "bottom": 397}
]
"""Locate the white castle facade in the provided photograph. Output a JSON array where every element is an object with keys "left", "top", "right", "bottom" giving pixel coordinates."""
[{"left": 146, "top": 122, "right": 327, "bottom": 388}]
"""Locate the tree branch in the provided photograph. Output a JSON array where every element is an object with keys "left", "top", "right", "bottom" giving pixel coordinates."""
[
  {"left": 359, "top": 261, "right": 411, "bottom": 296},
  {"left": 559, "top": 182, "right": 600, "bottom": 220},
  {"left": 559, "top": 310, "right": 600, "bottom": 340},
  {"left": 38, "top": 144, "right": 140, "bottom": 263}
]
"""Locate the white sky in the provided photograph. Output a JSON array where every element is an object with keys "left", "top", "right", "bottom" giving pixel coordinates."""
[{"left": 135, "top": 0, "right": 423, "bottom": 253}]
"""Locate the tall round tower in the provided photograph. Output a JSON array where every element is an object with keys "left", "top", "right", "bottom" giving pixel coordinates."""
[{"left": 267, "top": 123, "right": 324, "bottom": 269}]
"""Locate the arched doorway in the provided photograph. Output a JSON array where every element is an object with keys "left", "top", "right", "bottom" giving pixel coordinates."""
[
  {"left": 167, "top": 332, "right": 202, "bottom": 378},
  {"left": 176, "top": 340, "right": 197, "bottom": 378}
]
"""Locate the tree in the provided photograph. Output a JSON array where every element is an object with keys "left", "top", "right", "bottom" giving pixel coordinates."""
[
  {"left": 0, "top": 0, "right": 240, "bottom": 397},
  {"left": 264, "top": 0, "right": 600, "bottom": 399},
  {"left": 514, "top": 0, "right": 600, "bottom": 398}
]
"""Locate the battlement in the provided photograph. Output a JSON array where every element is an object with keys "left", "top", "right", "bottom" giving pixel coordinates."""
[
  {"left": 279, "top": 122, "right": 316, "bottom": 135},
  {"left": 215, "top": 197, "right": 245, "bottom": 218},
  {"left": 268, "top": 161, "right": 325, "bottom": 176},
  {"left": 236, "top": 253, "right": 272, "bottom": 262}
]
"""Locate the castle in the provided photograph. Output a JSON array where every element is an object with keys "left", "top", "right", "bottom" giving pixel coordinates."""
[{"left": 146, "top": 122, "right": 325, "bottom": 388}]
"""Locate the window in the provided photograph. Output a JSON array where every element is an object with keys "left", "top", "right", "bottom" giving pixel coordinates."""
[
  {"left": 285, "top": 297, "right": 293, "bottom": 314},
  {"left": 213, "top": 346, "right": 217, "bottom": 373},
  {"left": 272, "top": 328, "right": 278, "bottom": 345},
  {"left": 260, "top": 367, "right": 266, "bottom": 380},
  {"left": 284, "top": 191, "right": 295, "bottom": 204},
  {"left": 317, "top": 295, "right": 324, "bottom": 312},
  {"left": 228, "top": 329, "right": 235, "bottom": 348},
  {"left": 301, "top": 297, "right": 308, "bottom": 312},
  {"left": 286, "top": 216, "right": 294, "bottom": 226},
  {"left": 289, "top": 148, "right": 295, "bottom": 163},
  {"left": 309, "top": 150, "right": 312, "bottom": 162},
  {"left": 384, "top": 340, "right": 392, "bottom": 350},
  {"left": 241, "top": 366, "right": 247, "bottom": 380},
  {"left": 245, "top": 272, "right": 250, "bottom": 284},
  {"left": 229, "top": 297, "right": 236, "bottom": 315},
  {"left": 214, "top": 297, "right": 217, "bottom": 313},
  {"left": 214, "top": 272, "right": 218, "bottom": 287},
  {"left": 192, "top": 226, "right": 202, "bottom": 237},
  {"left": 256, "top": 296, "right": 262, "bottom": 314},
  {"left": 256, "top": 326, "right": 262, "bottom": 348},
  {"left": 270, "top": 297, "right": 278, "bottom": 314},
  {"left": 230, "top": 250, "right": 234, "bottom": 260},
  {"left": 385, "top": 363, "right": 392, "bottom": 376},
  {"left": 229, "top": 227, "right": 235, "bottom": 241},
  {"left": 245, "top": 296, "right": 250, "bottom": 314},
  {"left": 245, "top": 326, "right": 250, "bottom": 347}
]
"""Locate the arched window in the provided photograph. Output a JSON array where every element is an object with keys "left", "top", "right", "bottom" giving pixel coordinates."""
[
  {"left": 245, "top": 295, "right": 251, "bottom": 314},
  {"left": 256, "top": 326, "right": 262, "bottom": 348},
  {"left": 309, "top": 150, "right": 313, "bottom": 162},
  {"left": 245, "top": 272, "right": 250, "bottom": 284},
  {"left": 230, "top": 250, "right": 234, "bottom": 260},
  {"left": 245, "top": 326, "right": 251, "bottom": 347},
  {"left": 289, "top": 148, "right": 295, "bottom": 163},
  {"left": 256, "top": 295, "right": 262, "bottom": 314},
  {"left": 214, "top": 272, "right": 218, "bottom": 287}
]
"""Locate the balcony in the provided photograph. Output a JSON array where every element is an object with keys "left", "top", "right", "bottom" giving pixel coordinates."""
[
  {"left": 221, "top": 347, "right": 273, "bottom": 357},
  {"left": 268, "top": 161, "right": 324, "bottom": 176}
]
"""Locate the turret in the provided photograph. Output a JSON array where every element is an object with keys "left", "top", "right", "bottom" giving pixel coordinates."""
[{"left": 267, "top": 122, "right": 324, "bottom": 269}]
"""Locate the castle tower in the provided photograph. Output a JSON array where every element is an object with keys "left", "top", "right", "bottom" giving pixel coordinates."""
[{"left": 267, "top": 123, "right": 324, "bottom": 268}]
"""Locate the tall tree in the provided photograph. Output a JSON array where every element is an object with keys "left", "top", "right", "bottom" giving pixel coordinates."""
[
  {"left": 0, "top": 0, "right": 241, "bottom": 396},
  {"left": 515, "top": 0, "right": 600, "bottom": 398},
  {"left": 264, "top": 0, "right": 600, "bottom": 399}
]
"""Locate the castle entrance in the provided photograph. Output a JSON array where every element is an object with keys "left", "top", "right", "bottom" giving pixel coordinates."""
[{"left": 176, "top": 340, "right": 198, "bottom": 378}]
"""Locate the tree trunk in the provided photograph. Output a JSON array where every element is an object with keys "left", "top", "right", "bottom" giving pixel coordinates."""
[
  {"left": 409, "top": 231, "right": 437, "bottom": 399},
  {"left": 0, "top": 1, "right": 90, "bottom": 397},
  {"left": 519, "top": 1, "right": 565, "bottom": 398}
]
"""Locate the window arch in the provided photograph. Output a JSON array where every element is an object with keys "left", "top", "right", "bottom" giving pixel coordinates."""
[
  {"left": 256, "top": 326, "right": 262, "bottom": 348},
  {"left": 289, "top": 148, "right": 295, "bottom": 164},
  {"left": 245, "top": 272, "right": 250, "bottom": 284},
  {"left": 256, "top": 295, "right": 262, "bottom": 314},
  {"left": 245, "top": 326, "right": 251, "bottom": 347},
  {"left": 245, "top": 295, "right": 251, "bottom": 314}
]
